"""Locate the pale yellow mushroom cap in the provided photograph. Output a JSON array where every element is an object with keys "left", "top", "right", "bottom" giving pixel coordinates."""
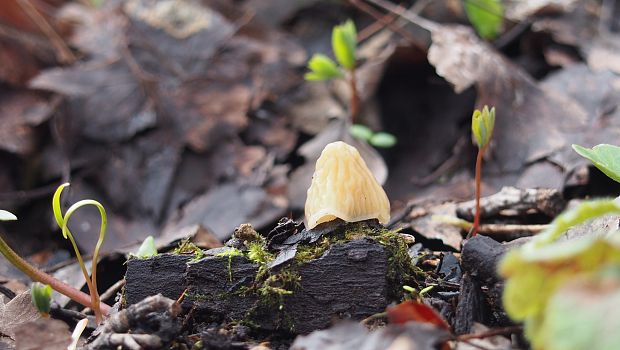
[{"left": 304, "top": 141, "right": 390, "bottom": 229}]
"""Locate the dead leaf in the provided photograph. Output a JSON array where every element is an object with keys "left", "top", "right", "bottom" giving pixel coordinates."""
[
  {"left": 504, "top": 0, "right": 578, "bottom": 21},
  {"left": 291, "top": 320, "right": 449, "bottom": 350},
  {"left": 0, "top": 291, "right": 40, "bottom": 339},
  {"left": 167, "top": 81, "right": 250, "bottom": 152},
  {"left": 0, "top": 90, "right": 54, "bottom": 155},
  {"left": 387, "top": 300, "right": 451, "bottom": 331},
  {"left": 164, "top": 182, "right": 287, "bottom": 241},
  {"left": 124, "top": 0, "right": 235, "bottom": 80},
  {"left": 30, "top": 61, "right": 157, "bottom": 142},
  {"left": 14, "top": 316, "right": 72, "bottom": 350},
  {"left": 409, "top": 201, "right": 464, "bottom": 250}
]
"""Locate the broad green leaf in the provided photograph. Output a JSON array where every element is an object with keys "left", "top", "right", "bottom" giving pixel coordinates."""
[
  {"left": 369, "top": 132, "right": 397, "bottom": 148},
  {"left": 471, "top": 105, "right": 495, "bottom": 148},
  {"left": 332, "top": 20, "right": 357, "bottom": 70},
  {"left": 135, "top": 235, "right": 157, "bottom": 258},
  {"left": 31, "top": 282, "right": 52, "bottom": 315},
  {"left": 349, "top": 124, "right": 373, "bottom": 141},
  {"left": 0, "top": 210, "right": 17, "bottom": 221},
  {"left": 573, "top": 144, "right": 620, "bottom": 183},
  {"left": 305, "top": 54, "right": 343, "bottom": 81},
  {"left": 538, "top": 269, "right": 620, "bottom": 350},
  {"left": 464, "top": 0, "right": 504, "bottom": 40},
  {"left": 499, "top": 199, "right": 620, "bottom": 349}
]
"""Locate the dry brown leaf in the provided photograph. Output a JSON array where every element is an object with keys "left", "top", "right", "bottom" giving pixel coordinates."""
[
  {"left": 0, "top": 291, "right": 40, "bottom": 339},
  {"left": 14, "top": 318, "right": 72, "bottom": 350},
  {"left": 0, "top": 90, "right": 54, "bottom": 155}
]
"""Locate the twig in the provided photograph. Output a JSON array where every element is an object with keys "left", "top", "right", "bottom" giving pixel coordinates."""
[
  {"left": 17, "top": 0, "right": 75, "bottom": 63},
  {"left": 363, "top": 0, "right": 439, "bottom": 32},
  {"left": 350, "top": 0, "right": 420, "bottom": 46},
  {"left": 360, "top": 311, "right": 387, "bottom": 325},
  {"left": 478, "top": 223, "right": 547, "bottom": 237},
  {"left": 457, "top": 325, "right": 523, "bottom": 341},
  {"left": 349, "top": 68, "right": 359, "bottom": 123}
]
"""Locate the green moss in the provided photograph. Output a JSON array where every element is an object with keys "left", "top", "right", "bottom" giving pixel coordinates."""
[
  {"left": 172, "top": 238, "right": 205, "bottom": 261},
  {"left": 216, "top": 248, "right": 244, "bottom": 282}
]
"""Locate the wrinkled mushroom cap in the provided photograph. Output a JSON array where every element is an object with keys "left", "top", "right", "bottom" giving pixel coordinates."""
[{"left": 304, "top": 141, "right": 390, "bottom": 229}]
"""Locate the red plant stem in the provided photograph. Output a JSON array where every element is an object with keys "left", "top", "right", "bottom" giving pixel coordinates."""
[
  {"left": 472, "top": 146, "right": 486, "bottom": 236},
  {"left": 0, "top": 234, "right": 111, "bottom": 315},
  {"left": 350, "top": 68, "right": 359, "bottom": 124}
]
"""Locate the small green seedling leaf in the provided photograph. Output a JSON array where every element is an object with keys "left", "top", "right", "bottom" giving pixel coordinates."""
[
  {"left": 332, "top": 20, "right": 357, "bottom": 70},
  {"left": 464, "top": 0, "right": 504, "bottom": 40},
  {"left": 305, "top": 54, "right": 343, "bottom": 81},
  {"left": 369, "top": 132, "right": 397, "bottom": 148},
  {"left": 349, "top": 124, "right": 373, "bottom": 141},
  {"left": 572, "top": 144, "right": 620, "bottom": 183},
  {"left": 31, "top": 282, "right": 52, "bottom": 316},
  {"left": 135, "top": 236, "right": 157, "bottom": 258},
  {"left": 0, "top": 210, "right": 17, "bottom": 221},
  {"left": 471, "top": 105, "right": 495, "bottom": 148}
]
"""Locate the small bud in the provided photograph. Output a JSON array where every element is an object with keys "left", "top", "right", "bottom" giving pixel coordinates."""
[
  {"left": 31, "top": 282, "right": 53, "bottom": 316},
  {"left": 305, "top": 54, "right": 343, "bottom": 81},
  {"left": 332, "top": 20, "right": 357, "bottom": 70},
  {"left": 471, "top": 105, "right": 495, "bottom": 148}
]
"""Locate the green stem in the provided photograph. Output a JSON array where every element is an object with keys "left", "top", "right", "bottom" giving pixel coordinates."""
[
  {"left": 349, "top": 68, "right": 359, "bottom": 124},
  {"left": 0, "top": 233, "right": 111, "bottom": 314},
  {"left": 61, "top": 199, "right": 107, "bottom": 323}
]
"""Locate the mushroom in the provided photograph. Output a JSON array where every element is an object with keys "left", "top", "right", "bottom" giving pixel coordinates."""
[{"left": 305, "top": 141, "right": 390, "bottom": 229}]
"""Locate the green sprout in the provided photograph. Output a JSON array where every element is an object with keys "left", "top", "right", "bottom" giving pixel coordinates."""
[
  {"left": 0, "top": 203, "right": 111, "bottom": 318},
  {"left": 31, "top": 282, "right": 53, "bottom": 317},
  {"left": 52, "top": 183, "right": 107, "bottom": 323},
  {"left": 134, "top": 235, "right": 158, "bottom": 258},
  {"left": 305, "top": 20, "right": 396, "bottom": 148},
  {"left": 471, "top": 106, "right": 495, "bottom": 236},
  {"left": 464, "top": 0, "right": 504, "bottom": 40}
]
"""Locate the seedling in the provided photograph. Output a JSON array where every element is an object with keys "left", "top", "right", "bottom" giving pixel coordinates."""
[
  {"left": 470, "top": 106, "right": 495, "bottom": 236},
  {"left": 31, "top": 282, "right": 52, "bottom": 317},
  {"left": 0, "top": 203, "right": 111, "bottom": 318},
  {"left": 134, "top": 235, "right": 158, "bottom": 258},
  {"left": 305, "top": 20, "right": 396, "bottom": 148},
  {"left": 52, "top": 183, "right": 107, "bottom": 323}
]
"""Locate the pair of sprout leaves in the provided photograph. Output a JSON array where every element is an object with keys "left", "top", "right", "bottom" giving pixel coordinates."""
[
  {"left": 500, "top": 143, "right": 620, "bottom": 350},
  {"left": 0, "top": 184, "right": 108, "bottom": 323},
  {"left": 305, "top": 20, "right": 396, "bottom": 149}
]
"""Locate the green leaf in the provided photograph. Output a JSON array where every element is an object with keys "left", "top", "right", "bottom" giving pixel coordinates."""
[
  {"left": 499, "top": 199, "right": 620, "bottom": 349},
  {"left": 31, "top": 282, "right": 52, "bottom": 315},
  {"left": 471, "top": 105, "right": 495, "bottom": 148},
  {"left": 573, "top": 144, "right": 620, "bottom": 183},
  {"left": 332, "top": 20, "right": 357, "bottom": 70},
  {"left": 0, "top": 210, "right": 17, "bottom": 221},
  {"left": 305, "top": 54, "right": 343, "bottom": 81},
  {"left": 349, "top": 124, "right": 373, "bottom": 141},
  {"left": 464, "top": 0, "right": 504, "bottom": 40},
  {"left": 539, "top": 268, "right": 620, "bottom": 350},
  {"left": 369, "top": 132, "right": 397, "bottom": 148},
  {"left": 135, "top": 236, "right": 157, "bottom": 258}
]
